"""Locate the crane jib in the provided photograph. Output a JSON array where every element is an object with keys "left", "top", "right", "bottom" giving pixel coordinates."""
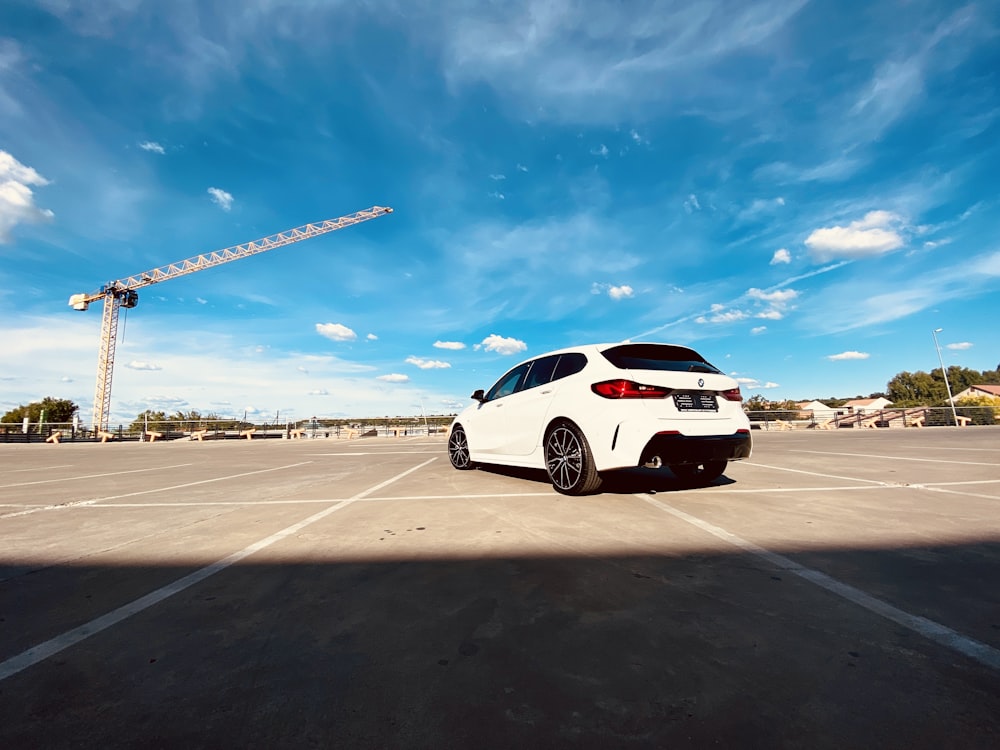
[{"left": 68, "top": 205, "right": 393, "bottom": 431}]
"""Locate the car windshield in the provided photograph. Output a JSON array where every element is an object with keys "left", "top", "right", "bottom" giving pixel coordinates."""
[{"left": 600, "top": 343, "right": 721, "bottom": 374}]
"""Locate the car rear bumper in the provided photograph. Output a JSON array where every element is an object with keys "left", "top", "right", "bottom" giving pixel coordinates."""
[{"left": 638, "top": 430, "right": 752, "bottom": 467}]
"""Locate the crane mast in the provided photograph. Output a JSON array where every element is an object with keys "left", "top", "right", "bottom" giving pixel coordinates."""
[{"left": 70, "top": 205, "right": 393, "bottom": 432}]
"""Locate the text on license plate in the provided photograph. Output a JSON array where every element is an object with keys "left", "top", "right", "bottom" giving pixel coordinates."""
[{"left": 673, "top": 392, "right": 719, "bottom": 411}]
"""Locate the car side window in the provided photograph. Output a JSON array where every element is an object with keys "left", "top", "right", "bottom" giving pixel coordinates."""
[
  {"left": 552, "top": 352, "right": 587, "bottom": 381},
  {"left": 485, "top": 363, "right": 531, "bottom": 401},
  {"left": 522, "top": 355, "right": 559, "bottom": 390}
]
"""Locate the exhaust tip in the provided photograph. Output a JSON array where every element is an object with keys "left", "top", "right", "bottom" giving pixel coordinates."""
[{"left": 643, "top": 456, "right": 662, "bottom": 469}]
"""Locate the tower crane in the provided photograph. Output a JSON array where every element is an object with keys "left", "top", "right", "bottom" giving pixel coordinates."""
[{"left": 69, "top": 205, "right": 393, "bottom": 432}]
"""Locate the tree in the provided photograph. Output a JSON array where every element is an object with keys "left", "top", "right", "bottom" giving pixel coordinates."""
[
  {"left": 885, "top": 365, "right": 998, "bottom": 406},
  {"left": 955, "top": 394, "right": 1000, "bottom": 425},
  {"left": 1, "top": 397, "right": 78, "bottom": 424},
  {"left": 887, "top": 370, "right": 941, "bottom": 405},
  {"left": 129, "top": 410, "right": 168, "bottom": 433},
  {"left": 941, "top": 365, "right": 985, "bottom": 394}
]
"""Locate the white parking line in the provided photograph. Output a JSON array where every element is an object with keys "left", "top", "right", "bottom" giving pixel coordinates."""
[
  {"left": 0, "top": 463, "right": 313, "bottom": 518},
  {"left": 74, "top": 491, "right": 555, "bottom": 507},
  {"left": 745, "top": 461, "right": 890, "bottom": 485},
  {"left": 791, "top": 450, "right": 999, "bottom": 466},
  {"left": 0, "top": 464, "right": 194, "bottom": 489},
  {"left": 0, "top": 457, "right": 437, "bottom": 682},
  {"left": 687, "top": 480, "right": 1000, "bottom": 495},
  {"left": 931, "top": 447, "right": 1000, "bottom": 453},
  {"left": 913, "top": 485, "right": 1000, "bottom": 502},
  {"left": 4, "top": 464, "right": 74, "bottom": 474},
  {"left": 637, "top": 493, "right": 1000, "bottom": 672},
  {"left": 689, "top": 485, "right": 905, "bottom": 494},
  {"left": 308, "top": 451, "right": 443, "bottom": 456}
]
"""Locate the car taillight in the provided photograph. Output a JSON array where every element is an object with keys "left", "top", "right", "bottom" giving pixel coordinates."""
[
  {"left": 721, "top": 387, "right": 743, "bottom": 402},
  {"left": 591, "top": 379, "right": 671, "bottom": 399}
]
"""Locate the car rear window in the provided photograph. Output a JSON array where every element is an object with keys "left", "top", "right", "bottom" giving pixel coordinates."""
[
  {"left": 552, "top": 352, "right": 587, "bottom": 381},
  {"left": 601, "top": 343, "right": 721, "bottom": 374},
  {"left": 523, "top": 355, "right": 559, "bottom": 390}
]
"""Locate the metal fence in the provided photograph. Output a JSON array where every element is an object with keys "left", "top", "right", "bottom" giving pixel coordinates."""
[
  {"left": 4, "top": 405, "right": 996, "bottom": 444},
  {"left": 746, "top": 405, "right": 998, "bottom": 430},
  {"left": 0, "top": 417, "right": 452, "bottom": 444}
]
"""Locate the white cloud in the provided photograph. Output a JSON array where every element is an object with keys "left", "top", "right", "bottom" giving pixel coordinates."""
[
  {"left": 695, "top": 306, "right": 748, "bottom": 324},
  {"left": 974, "top": 250, "right": 1000, "bottom": 276},
  {"left": 434, "top": 341, "right": 466, "bottom": 350},
  {"left": 406, "top": 356, "right": 451, "bottom": 370},
  {"left": 516, "top": 163, "right": 528, "bottom": 172},
  {"left": 315, "top": 322, "right": 357, "bottom": 342},
  {"left": 747, "top": 288, "right": 798, "bottom": 304},
  {"left": 367, "top": 333, "right": 378, "bottom": 341},
  {"left": 608, "top": 284, "right": 634, "bottom": 300},
  {"left": 805, "top": 211, "right": 905, "bottom": 260},
  {"left": 0, "top": 150, "right": 54, "bottom": 243},
  {"left": 207, "top": 187, "right": 234, "bottom": 211},
  {"left": 439, "top": 0, "right": 808, "bottom": 124},
  {"left": 296, "top": 366, "right": 309, "bottom": 374},
  {"left": 139, "top": 141, "right": 165, "bottom": 154},
  {"left": 489, "top": 173, "right": 506, "bottom": 181},
  {"left": 308, "top": 389, "right": 329, "bottom": 396},
  {"left": 827, "top": 351, "right": 870, "bottom": 361},
  {"left": 377, "top": 373, "right": 410, "bottom": 383},
  {"left": 755, "top": 310, "right": 784, "bottom": 320},
  {"left": 196, "top": 297, "right": 208, "bottom": 305},
  {"left": 738, "top": 378, "right": 781, "bottom": 390},
  {"left": 751, "top": 326, "right": 767, "bottom": 335},
  {"left": 478, "top": 334, "right": 527, "bottom": 355},
  {"left": 923, "top": 239, "right": 952, "bottom": 249},
  {"left": 946, "top": 342, "right": 973, "bottom": 350},
  {"left": 629, "top": 129, "right": 646, "bottom": 145},
  {"left": 738, "top": 196, "right": 786, "bottom": 221},
  {"left": 488, "top": 191, "right": 505, "bottom": 200},
  {"left": 771, "top": 248, "right": 791, "bottom": 265},
  {"left": 126, "top": 360, "right": 162, "bottom": 371},
  {"left": 591, "top": 144, "right": 609, "bottom": 157},
  {"left": 683, "top": 194, "right": 701, "bottom": 213}
]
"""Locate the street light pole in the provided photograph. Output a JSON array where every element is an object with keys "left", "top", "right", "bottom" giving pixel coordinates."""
[{"left": 932, "top": 328, "right": 960, "bottom": 427}]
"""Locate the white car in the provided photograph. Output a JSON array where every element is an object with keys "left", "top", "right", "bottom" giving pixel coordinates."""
[{"left": 447, "top": 342, "right": 752, "bottom": 494}]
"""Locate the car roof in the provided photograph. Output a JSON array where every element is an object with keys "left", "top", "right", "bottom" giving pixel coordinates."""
[{"left": 504, "top": 341, "right": 702, "bottom": 369}]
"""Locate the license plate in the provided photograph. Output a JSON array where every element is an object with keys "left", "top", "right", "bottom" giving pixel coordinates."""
[{"left": 673, "top": 392, "right": 719, "bottom": 411}]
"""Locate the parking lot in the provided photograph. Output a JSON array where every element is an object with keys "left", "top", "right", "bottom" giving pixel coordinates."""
[{"left": 1, "top": 428, "right": 999, "bottom": 748}]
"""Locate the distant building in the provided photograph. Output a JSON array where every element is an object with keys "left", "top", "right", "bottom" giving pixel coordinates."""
[
  {"left": 950, "top": 384, "right": 1000, "bottom": 402},
  {"left": 842, "top": 397, "right": 893, "bottom": 413},
  {"left": 795, "top": 400, "right": 838, "bottom": 420}
]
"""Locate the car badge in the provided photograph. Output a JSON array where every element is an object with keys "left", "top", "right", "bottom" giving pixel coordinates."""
[{"left": 698, "top": 378, "right": 705, "bottom": 387}]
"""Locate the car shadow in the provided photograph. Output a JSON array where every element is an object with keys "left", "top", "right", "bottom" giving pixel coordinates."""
[{"left": 472, "top": 464, "right": 737, "bottom": 495}]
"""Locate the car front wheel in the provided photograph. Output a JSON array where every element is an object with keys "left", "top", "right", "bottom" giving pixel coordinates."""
[
  {"left": 448, "top": 425, "right": 475, "bottom": 470},
  {"left": 544, "top": 422, "right": 602, "bottom": 495},
  {"left": 670, "top": 460, "right": 727, "bottom": 484}
]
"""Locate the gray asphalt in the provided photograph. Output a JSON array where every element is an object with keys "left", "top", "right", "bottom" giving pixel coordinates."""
[{"left": 1, "top": 428, "right": 999, "bottom": 748}]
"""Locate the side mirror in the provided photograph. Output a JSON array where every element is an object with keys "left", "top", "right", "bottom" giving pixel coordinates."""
[{"left": 471, "top": 389, "right": 486, "bottom": 403}]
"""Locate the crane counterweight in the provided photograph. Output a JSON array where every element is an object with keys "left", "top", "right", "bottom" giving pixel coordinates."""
[{"left": 71, "top": 205, "right": 393, "bottom": 431}]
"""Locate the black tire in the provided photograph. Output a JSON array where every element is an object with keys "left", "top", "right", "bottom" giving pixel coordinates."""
[
  {"left": 544, "top": 422, "right": 602, "bottom": 495},
  {"left": 448, "top": 425, "right": 475, "bottom": 470},
  {"left": 670, "top": 460, "right": 727, "bottom": 484}
]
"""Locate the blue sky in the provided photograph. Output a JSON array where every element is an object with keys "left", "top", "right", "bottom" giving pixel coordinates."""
[{"left": 1, "top": 0, "right": 998, "bottom": 424}]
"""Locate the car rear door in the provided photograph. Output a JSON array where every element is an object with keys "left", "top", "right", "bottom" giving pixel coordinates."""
[{"left": 489, "top": 354, "right": 562, "bottom": 456}]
